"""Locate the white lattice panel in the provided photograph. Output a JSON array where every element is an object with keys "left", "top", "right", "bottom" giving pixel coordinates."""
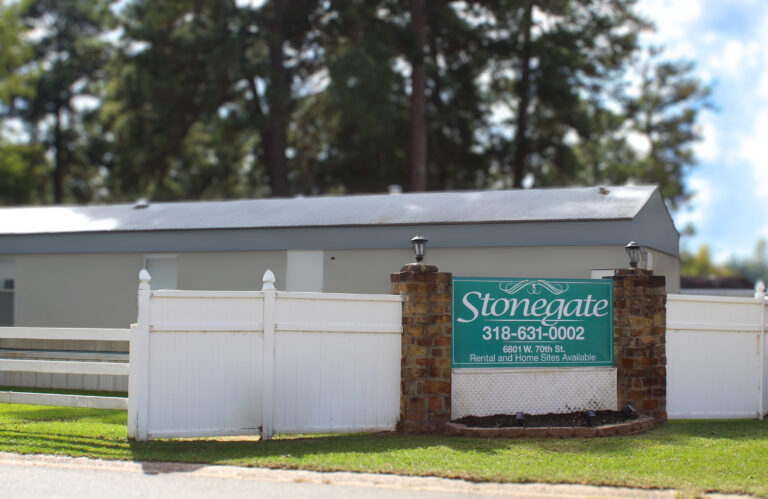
[{"left": 452, "top": 367, "right": 617, "bottom": 419}]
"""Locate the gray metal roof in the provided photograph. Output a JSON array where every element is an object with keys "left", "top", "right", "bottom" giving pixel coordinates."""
[{"left": 0, "top": 185, "right": 659, "bottom": 235}]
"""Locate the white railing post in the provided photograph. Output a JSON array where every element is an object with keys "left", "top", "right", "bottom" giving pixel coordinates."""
[
  {"left": 754, "top": 280, "right": 765, "bottom": 300},
  {"left": 757, "top": 281, "right": 766, "bottom": 420},
  {"left": 128, "top": 269, "right": 152, "bottom": 440},
  {"left": 261, "top": 269, "right": 276, "bottom": 440}
]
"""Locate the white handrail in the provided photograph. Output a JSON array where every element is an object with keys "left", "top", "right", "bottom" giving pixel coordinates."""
[
  {"left": 0, "top": 359, "right": 128, "bottom": 376},
  {"left": 0, "top": 327, "right": 129, "bottom": 341}
]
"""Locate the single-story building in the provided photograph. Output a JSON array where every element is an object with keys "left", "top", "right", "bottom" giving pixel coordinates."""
[{"left": 0, "top": 185, "right": 680, "bottom": 330}]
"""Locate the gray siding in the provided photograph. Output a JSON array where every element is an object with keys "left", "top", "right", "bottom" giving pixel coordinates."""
[
  {"left": 14, "top": 253, "right": 141, "bottom": 329},
  {"left": 178, "top": 251, "right": 286, "bottom": 290}
]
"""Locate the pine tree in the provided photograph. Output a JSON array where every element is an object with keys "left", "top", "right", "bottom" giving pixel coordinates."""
[{"left": 6, "top": 0, "right": 113, "bottom": 203}]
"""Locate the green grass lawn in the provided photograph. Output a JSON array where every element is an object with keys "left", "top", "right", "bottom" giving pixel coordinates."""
[{"left": 0, "top": 403, "right": 766, "bottom": 497}]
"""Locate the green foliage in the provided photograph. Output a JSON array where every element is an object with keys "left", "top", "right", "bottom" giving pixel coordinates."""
[
  {"left": 102, "top": 0, "right": 248, "bottom": 200},
  {"left": 681, "top": 240, "right": 768, "bottom": 284},
  {"left": 0, "top": 0, "right": 712, "bottom": 207},
  {"left": 1, "top": 0, "right": 113, "bottom": 204},
  {"left": 680, "top": 245, "right": 735, "bottom": 278},
  {"left": 0, "top": 139, "right": 48, "bottom": 205},
  {"left": 622, "top": 50, "right": 712, "bottom": 208},
  {"left": 1, "top": 403, "right": 767, "bottom": 496},
  {"left": 0, "top": 0, "right": 34, "bottom": 102}
]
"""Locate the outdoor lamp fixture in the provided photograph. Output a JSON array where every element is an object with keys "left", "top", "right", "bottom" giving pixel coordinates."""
[
  {"left": 584, "top": 409, "right": 598, "bottom": 427},
  {"left": 411, "top": 234, "right": 428, "bottom": 262},
  {"left": 515, "top": 412, "right": 526, "bottom": 427},
  {"left": 625, "top": 241, "right": 642, "bottom": 268},
  {"left": 622, "top": 404, "right": 637, "bottom": 418}
]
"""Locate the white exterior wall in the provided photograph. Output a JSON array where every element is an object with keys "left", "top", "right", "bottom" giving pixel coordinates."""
[
  {"left": 0, "top": 253, "right": 136, "bottom": 391},
  {"left": 14, "top": 253, "right": 141, "bottom": 328},
  {"left": 647, "top": 249, "right": 680, "bottom": 293},
  {"left": 323, "top": 246, "right": 680, "bottom": 294},
  {"left": 6, "top": 246, "right": 679, "bottom": 327},
  {"left": 177, "top": 251, "right": 286, "bottom": 291},
  {"left": 286, "top": 250, "right": 324, "bottom": 291}
]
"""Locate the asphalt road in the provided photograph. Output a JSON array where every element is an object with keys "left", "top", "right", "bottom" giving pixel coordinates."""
[{"left": 0, "top": 452, "right": 739, "bottom": 499}]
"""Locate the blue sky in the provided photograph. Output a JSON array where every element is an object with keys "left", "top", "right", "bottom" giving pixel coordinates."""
[{"left": 637, "top": 0, "right": 768, "bottom": 262}]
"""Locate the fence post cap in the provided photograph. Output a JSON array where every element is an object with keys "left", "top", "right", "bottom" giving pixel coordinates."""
[
  {"left": 139, "top": 269, "right": 152, "bottom": 290},
  {"left": 262, "top": 269, "right": 276, "bottom": 290},
  {"left": 755, "top": 280, "right": 766, "bottom": 299}
]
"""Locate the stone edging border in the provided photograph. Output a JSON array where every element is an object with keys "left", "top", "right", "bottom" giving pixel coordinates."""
[{"left": 445, "top": 415, "right": 655, "bottom": 438}]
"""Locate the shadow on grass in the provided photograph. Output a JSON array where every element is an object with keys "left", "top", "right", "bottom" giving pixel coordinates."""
[
  {"left": 0, "top": 428, "right": 130, "bottom": 456},
  {"left": 1, "top": 406, "right": 126, "bottom": 423},
  {"left": 118, "top": 418, "right": 768, "bottom": 465}
]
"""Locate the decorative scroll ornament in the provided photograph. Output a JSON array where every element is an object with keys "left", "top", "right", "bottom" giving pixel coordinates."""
[{"left": 499, "top": 279, "right": 569, "bottom": 296}]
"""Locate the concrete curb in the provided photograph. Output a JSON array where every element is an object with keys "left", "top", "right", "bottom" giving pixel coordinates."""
[{"left": 0, "top": 451, "right": 684, "bottom": 498}]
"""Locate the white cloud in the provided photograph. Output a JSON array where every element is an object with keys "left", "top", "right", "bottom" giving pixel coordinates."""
[
  {"left": 625, "top": 130, "right": 650, "bottom": 156},
  {"left": 737, "top": 108, "right": 768, "bottom": 199},
  {"left": 638, "top": 0, "right": 702, "bottom": 52},
  {"left": 234, "top": 0, "right": 266, "bottom": 7},
  {"left": 756, "top": 10, "right": 768, "bottom": 98},
  {"left": 673, "top": 175, "right": 712, "bottom": 228},
  {"left": 694, "top": 114, "right": 719, "bottom": 162},
  {"left": 713, "top": 249, "right": 732, "bottom": 264},
  {"left": 707, "top": 40, "right": 760, "bottom": 79},
  {"left": 1, "top": 118, "right": 28, "bottom": 143}
]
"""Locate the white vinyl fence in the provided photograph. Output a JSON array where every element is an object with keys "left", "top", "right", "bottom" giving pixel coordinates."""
[
  {"left": 0, "top": 327, "right": 129, "bottom": 410},
  {"left": 128, "top": 270, "right": 402, "bottom": 441},
  {"left": 667, "top": 292, "right": 767, "bottom": 419}
]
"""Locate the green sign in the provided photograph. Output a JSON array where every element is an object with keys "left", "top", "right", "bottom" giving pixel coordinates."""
[{"left": 452, "top": 277, "right": 613, "bottom": 368}]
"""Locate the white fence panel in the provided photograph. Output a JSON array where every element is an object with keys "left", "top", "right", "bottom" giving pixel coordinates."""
[
  {"left": 143, "top": 292, "right": 265, "bottom": 439},
  {"left": 148, "top": 332, "right": 263, "bottom": 438},
  {"left": 667, "top": 294, "right": 766, "bottom": 419},
  {"left": 150, "top": 290, "right": 264, "bottom": 332},
  {"left": 272, "top": 292, "right": 402, "bottom": 433},
  {"left": 667, "top": 330, "right": 759, "bottom": 418},
  {"left": 128, "top": 274, "right": 403, "bottom": 441}
]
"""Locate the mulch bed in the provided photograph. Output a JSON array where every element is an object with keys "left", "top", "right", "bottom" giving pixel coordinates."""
[{"left": 454, "top": 410, "right": 636, "bottom": 428}]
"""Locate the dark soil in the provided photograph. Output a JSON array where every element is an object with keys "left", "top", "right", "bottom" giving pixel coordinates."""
[{"left": 454, "top": 410, "right": 636, "bottom": 428}]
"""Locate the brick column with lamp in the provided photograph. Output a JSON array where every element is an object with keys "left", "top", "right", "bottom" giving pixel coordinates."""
[
  {"left": 391, "top": 235, "right": 453, "bottom": 433},
  {"left": 611, "top": 242, "right": 667, "bottom": 422}
]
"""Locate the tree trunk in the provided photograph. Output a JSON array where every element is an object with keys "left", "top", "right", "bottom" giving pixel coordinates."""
[
  {"left": 53, "top": 104, "right": 63, "bottom": 204},
  {"left": 265, "top": 0, "right": 290, "bottom": 197},
  {"left": 409, "top": 0, "right": 428, "bottom": 192},
  {"left": 513, "top": 2, "right": 533, "bottom": 189}
]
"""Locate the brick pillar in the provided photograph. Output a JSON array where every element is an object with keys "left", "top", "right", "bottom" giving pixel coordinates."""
[
  {"left": 612, "top": 268, "right": 667, "bottom": 422},
  {"left": 391, "top": 263, "right": 452, "bottom": 433}
]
